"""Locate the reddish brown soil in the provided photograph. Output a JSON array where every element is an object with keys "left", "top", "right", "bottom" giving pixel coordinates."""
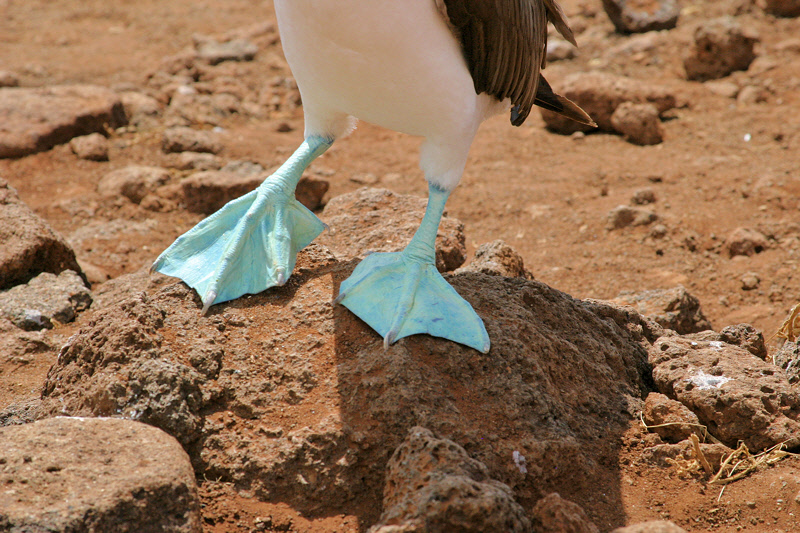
[{"left": 2, "top": 0, "right": 800, "bottom": 531}]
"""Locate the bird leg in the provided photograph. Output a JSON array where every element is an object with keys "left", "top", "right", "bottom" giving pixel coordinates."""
[
  {"left": 335, "top": 183, "right": 490, "bottom": 353},
  {"left": 152, "top": 136, "right": 332, "bottom": 313}
]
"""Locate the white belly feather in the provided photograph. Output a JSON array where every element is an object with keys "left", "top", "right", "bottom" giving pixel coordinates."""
[{"left": 274, "top": 0, "right": 506, "bottom": 189}]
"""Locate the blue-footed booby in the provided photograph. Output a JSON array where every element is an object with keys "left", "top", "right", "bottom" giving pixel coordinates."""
[{"left": 152, "top": 0, "right": 594, "bottom": 353}]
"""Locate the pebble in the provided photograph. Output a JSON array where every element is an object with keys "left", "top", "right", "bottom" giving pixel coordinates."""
[
  {"left": 611, "top": 102, "right": 664, "bottom": 145},
  {"left": 69, "top": 133, "right": 109, "bottom": 161},
  {"left": 601, "top": 0, "right": 680, "bottom": 33}
]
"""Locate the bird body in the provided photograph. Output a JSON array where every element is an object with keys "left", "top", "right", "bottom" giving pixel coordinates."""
[
  {"left": 275, "top": 0, "right": 501, "bottom": 190},
  {"left": 153, "top": 0, "right": 592, "bottom": 352}
]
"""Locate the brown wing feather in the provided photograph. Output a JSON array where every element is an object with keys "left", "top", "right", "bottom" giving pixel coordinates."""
[{"left": 440, "top": 0, "right": 592, "bottom": 127}]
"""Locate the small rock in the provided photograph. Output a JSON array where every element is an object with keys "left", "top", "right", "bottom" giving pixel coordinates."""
[
  {"left": 650, "top": 337, "right": 800, "bottom": 451},
  {"left": 220, "top": 160, "right": 265, "bottom": 176},
  {"left": 725, "top": 227, "right": 769, "bottom": 257},
  {"left": 98, "top": 165, "right": 171, "bottom": 204},
  {"left": 546, "top": 39, "right": 577, "bottom": 62},
  {"left": 640, "top": 440, "right": 731, "bottom": 471},
  {"left": 601, "top": 0, "right": 680, "bottom": 34},
  {"left": 649, "top": 224, "right": 668, "bottom": 239},
  {"left": 0, "top": 70, "right": 20, "bottom": 88},
  {"left": 611, "top": 286, "right": 711, "bottom": 334},
  {"left": 762, "top": 0, "right": 800, "bottom": 17},
  {"left": 611, "top": 102, "right": 664, "bottom": 145},
  {"left": 456, "top": 240, "right": 534, "bottom": 279},
  {"left": 611, "top": 520, "right": 688, "bottom": 533},
  {"left": 0, "top": 270, "right": 91, "bottom": 330},
  {"left": 631, "top": 188, "right": 657, "bottom": 205},
  {"left": 774, "top": 38, "right": 800, "bottom": 54},
  {"left": 741, "top": 272, "right": 760, "bottom": 290},
  {"left": 318, "top": 188, "right": 466, "bottom": 272},
  {"left": 0, "top": 179, "right": 84, "bottom": 290},
  {"left": 643, "top": 392, "right": 701, "bottom": 443},
  {"left": 275, "top": 121, "right": 293, "bottom": 133},
  {"left": 195, "top": 37, "right": 258, "bottom": 65},
  {"left": 704, "top": 80, "right": 740, "bottom": 99},
  {"left": 737, "top": 85, "right": 768, "bottom": 105},
  {"left": 540, "top": 72, "right": 676, "bottom": 134},
  {"left": 296, "top": 176, "right": 330, "bottom": 211},
  {"left": 180, "top": 170, "right": 261, "bottom": 214},
  {"left": 0, "top": 417, "right": 201, "bottom": 532},
  {"left": 684, "top": 17, "right": 759, "bottom": 81},
  {"left": 606, "top": 205, "right": 658, "bottom": 230},
  {"left": 69, "top": 132, "right": 109, "bottom": 161},
  {"left": 162, "top": 127, "right": 222, "bottom": 154},
  {"left": 531, "top": 493, "right": 600, "bottom": 533},
  {"left": 0, "top": 85, "right": 126, "bottom": 158},
  {"left": 170, "top": 151, "right": 223, "bottom": 171},
  {"left": 119, "top": 90, "right": 162, "bottom": 126},
  {"left": 368, "top": 426, "right": 531, "bottom": 533}
]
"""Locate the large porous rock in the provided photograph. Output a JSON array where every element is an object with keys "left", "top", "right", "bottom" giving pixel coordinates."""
[
  {"left": 0, "top": 417, "right": 201, "bottom": 532},
  {"left": 0, "top": 85, "right": 126, "bottom": 158},
  {"left": 762, "top": 0, "right": 800, "bottom": 16},
  {"left": 0, "top": 270, "right": 92, "bottom": 330},
  {"left": 456, "top": 240, "right": 534, "bottom": 279},
  {"left": 40, "top": 291, "right": 205, "bottom": 448},
  {"left": 530, "top": 493, "right": 599, "bottom": 533},
  {"left": 540, "top": 72, "right": 676, "bottom": 134},
  {"left": 601, "top": 0, "right": 680, "bottom": 34},
  {"left": 649, "top": 336, "right": 800, "bottom": 451},
  {"left": 0, "top": 179, "right": 84, "bottom": 290},
  {"left": 611, "top": 286, "right": 711, "bottom": 334},
  {"left": 368, "top": 426, "right": 531, "bottom": 533},
  {"left": 98, "top": 165, "right": 171, "bottom": 204},
  {"left": 773, "top": 340, "right": 800, "bottom": 385},
  {"left": 41, "top": 243, "right": 652, "bottom": 526},
  {"left": 318, "top": 187, "right": 467, "bottom": 272},
  {"left": 684, "top": 17, "right": 759, "bottom": 81},
  {"left": 685, "top": 323, "right": 767, "bottom": 360}
]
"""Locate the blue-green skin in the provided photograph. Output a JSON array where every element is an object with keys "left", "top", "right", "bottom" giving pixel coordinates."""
[{"left": 152, "top": 135, "right": 490, "bottom": 353}]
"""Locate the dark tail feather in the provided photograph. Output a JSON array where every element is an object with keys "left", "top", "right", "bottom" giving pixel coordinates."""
[{"left": 534, "top": 75, "right": 596, "bottom": 127}]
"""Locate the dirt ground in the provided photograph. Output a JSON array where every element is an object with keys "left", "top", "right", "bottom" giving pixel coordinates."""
[{"left": 1, "top": 0, "right": 800, "bottom": 531}]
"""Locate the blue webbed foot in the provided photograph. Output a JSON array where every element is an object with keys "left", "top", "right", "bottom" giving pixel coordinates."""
[
  {"left": 336, "top": 251, "right": 490, "bottom": 353},
  {"left": 152, "top": 137, "right": 331, "bottom": 312},
  {"left": 335, "top": 183, "right": 490, "bottom": 353}
]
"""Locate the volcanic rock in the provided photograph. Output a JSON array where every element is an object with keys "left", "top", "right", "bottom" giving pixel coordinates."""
[
  {"left": 684, "top": 17, "right": 759, "bottom": 81},
  {"left": 0, "top": 270, "right": 91, "bottom": 330}
]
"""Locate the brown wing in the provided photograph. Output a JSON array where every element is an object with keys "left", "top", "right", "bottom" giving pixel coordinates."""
[{"left": 440, "top": 0, "right": 594, "bottom": 127}]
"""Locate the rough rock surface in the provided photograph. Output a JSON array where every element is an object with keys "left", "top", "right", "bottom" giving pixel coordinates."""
[
  {"left": 38, "top": 244, "right": 653, "bottom": 525},
  {"left": 539, "top": 72, "right": 676, "bottom": 134},
  {"left": 162, "top": 127, "right": 222, "bottom": 154},
  {"left": 456, "top": 240, "right": 534, "bottom": 279},
  {"left": 773, "top": 340, "right": 800, "bottom": 385},
  {"left": 685, "top": 323, "right": 767, "bottom": 359},
  {"left": 0, "top": 85, "right": 126, "bottom": 158},
  {"left": 530, "top": 493, "right": 600, "bottom": 533},
  {"left": 611, "top": 520, "right": 688, "bottom": 533},
  {"left": 0, "top": 417, "right": 201, "bottom": 532},
  {"left": 0, "top": 270, "right": 92, "bottom": 330},
  {"left": 684, "top": 17, "right": 759, "bottom": 81},
  {"left": 642, "top": 393, "right": 701, "bottom": 443},
  {"left": 610, "top": 102, "right": 664, "bottom": 146},
  {"left": 98, "top": 165, "right": 171, "bottom": 204},
  {"left": 318, "top": 188, "right": 467, "bottom": 272},
  {"left": 601, "top": 0, "right": 680, "bottom": 34},
  {"left": 368, "top": 426, "right": 531, "bottom": 533},
  {"left": 611, "top": 286, "right": 712, "bottom": 334},
  {"left": 194, "top": 36, "right": 258, "bottom": 65},
  {"left": 649, "top": 336, "right": 800, "bottom": 451},
  {"left": 0, "top": 179, "right": 84, "bottom": 290},
  {"left": 69, "top": 132, "right": 109, "bottom": 161}
]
